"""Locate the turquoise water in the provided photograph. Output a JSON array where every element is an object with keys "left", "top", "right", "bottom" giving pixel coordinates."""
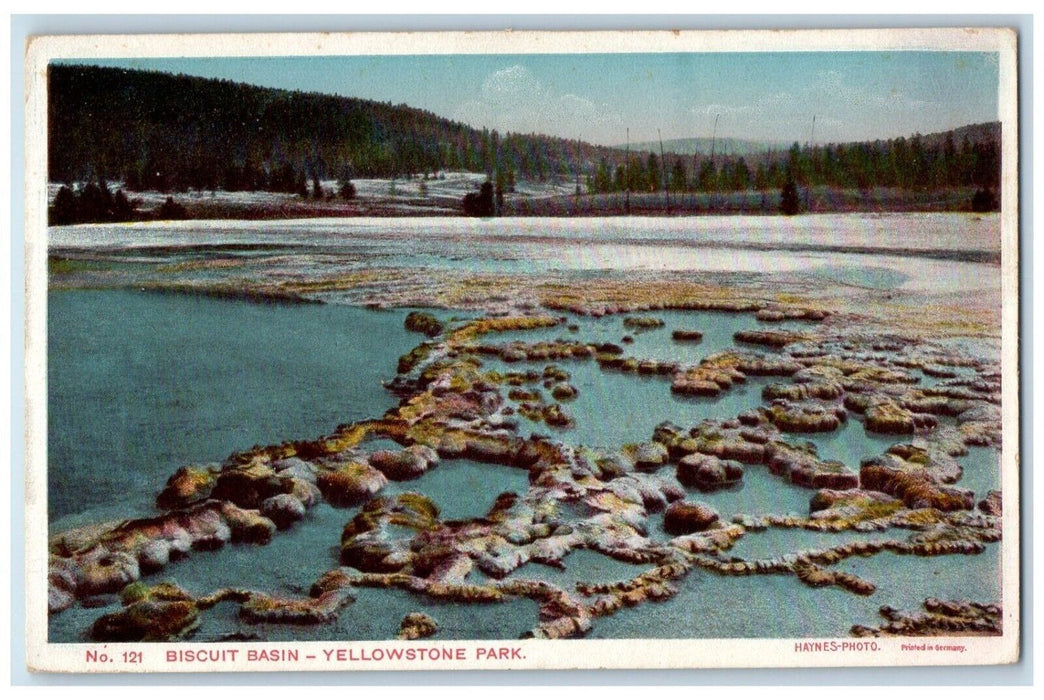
[
  {"left": 485, "top": 310, "right": 811, "bottom": 365},
  {"left": 723, "top": 527, "right": 897, "bottom": 561},
  {"left": 589, "top": 570, "right": 853, "bottom": 639},
  {"left": 90, "top": 585, "right": 542, "bottom": 643},
  {"left": 488, "top": 354, "right": 773, "bottom": 448},
  {"left": 507, "top": 548, "right": 652, "bottom": 589},
  {"left": 957, "top": 446, "right": 1002, "bottom": 497},
  {"left": 834, "top": 543, "right": 1002, "bottom": 610},
  {"left": 805, "top": 417, "right": 899, "bottom": 468},
  {"left": 382, "top": 459, "right": 531, "bottom": 521},
  {"left": 202, "top": 586, "right": 542, "bottom": 642},
  {"left": 67, "top": 541, "right": 991, "bottom": 642},
  {"left": 49, "top": 491, "right": 538, "bottom": 642},
  {"left": 48, "top": 289, "right": 418, "bottom": 528},
  {"left": 490, "top": 346, "right": 893, "bottom": 467},
  {"left": 47, "top": 597, "right": 121, "bottom": 644},
  {"left": 47, "top": 499, "right": 347, "bottom": 643},
  {"left": 156, "top": 503, "right": 347, "bottom": 598},
  {"left": 680, "top": 465, "right": 814, "bottom": 521},
  {"left": 46, "top": 285, "right": 1003, "bottom": 643},
  {"left": 917, "top": 364, "right": 980, "bottom": 389},
  {"left": 590, "top": 542, "right": 1001, "bottom": 639}
]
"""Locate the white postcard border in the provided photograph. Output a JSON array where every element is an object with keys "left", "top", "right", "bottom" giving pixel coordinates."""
[{"left": 23, "top": 26, "right": 1022, "bottom": 674}]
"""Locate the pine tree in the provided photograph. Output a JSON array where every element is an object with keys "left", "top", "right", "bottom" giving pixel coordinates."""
[
  {"left": 339, "top": 178, "right": 357, "bottom": 199},
  {"left": 669, "top": 159, "right": 687, "bottom": 192},
  {"left": 50, "top": 185, "right": 77, "bottom": 225},
  {"left": 158, "top": 196, "right": 187, "bottom": 220},
  {"left": 733, "top": 158, "right": 751, "bottom": 191},
  {"left": 646, "top": 153, "right": 660, "bottom": 192},
  {"left": 697, "top": 160, "right": 716, "bottom": 192},
  {"left": 462, "top": 180, "right": 494, "bottom": 216},
  {"left": 971, "top": 187, "right": 997, "bottom": 212},
  {"left": 613, "top": 165, "right": 627, "bottom": 192},
  {"left": 112, "top": 189, "right": 133, "bottom": 219},
  {"left": 780, "top": 176, "right": 801, "bottom": 215},
  {"left": 595, "top": 158, "right": 613, "bottom": 193}
]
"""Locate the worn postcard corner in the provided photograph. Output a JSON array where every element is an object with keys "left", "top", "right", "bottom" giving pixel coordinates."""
[{"left": 24, "top": 26, "right": 1019, "bottom": 674}]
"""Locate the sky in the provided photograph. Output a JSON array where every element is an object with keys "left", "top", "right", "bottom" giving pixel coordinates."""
[{"left": 62, "top": 52, "right": 1000, "bottom": 147}]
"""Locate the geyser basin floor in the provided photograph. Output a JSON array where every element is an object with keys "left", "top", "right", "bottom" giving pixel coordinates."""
[{"left": 45, "top": 214, "right": 1005, "bottom": 643}]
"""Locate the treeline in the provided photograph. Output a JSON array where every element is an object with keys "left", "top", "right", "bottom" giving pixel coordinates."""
[
  {"left": 49, "top": 179, "right": 136, "bottom": 225},
  {"left": 48, "top": 64, "right": 617, "bottom": 190},
  {"left": 586, "top": 130, "right": 1001, "bottom": 204},
  {"left": 49, "top": 178, "right": 193, "bottom": 225}
]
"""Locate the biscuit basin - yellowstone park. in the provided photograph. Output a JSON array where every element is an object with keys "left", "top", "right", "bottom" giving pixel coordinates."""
[{"left": 45, "top": 213, "right": 1006, "bottom": 643}]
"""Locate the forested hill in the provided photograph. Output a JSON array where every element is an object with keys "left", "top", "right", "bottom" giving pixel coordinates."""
[{"left": 48, "top": 63, "right": 617, "bottom": 190}]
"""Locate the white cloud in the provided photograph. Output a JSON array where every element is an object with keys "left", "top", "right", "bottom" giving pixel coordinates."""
[
  {"left": 691, "top": 103, "right": 750, "bottom": 117},
  {"left": 456, "top": 61, "right": 952, "bottom": 144},
  {"left": 542, "top": 94, "right": 621, "bottom": 138},
  {"left": 687, "top": 68, "right": 949, "bottom": 142},
  {"left": 810, "top": 70, "right": 938, "bottom": 120},
  {"left": 453, "top": 65, "right": 622, "bottom": 141},
  {"left": 691, "top": 91, "right": 793, "bottom": 121},
  {"left": 481, "top": 65, "right": 542, "bottom": 100}
]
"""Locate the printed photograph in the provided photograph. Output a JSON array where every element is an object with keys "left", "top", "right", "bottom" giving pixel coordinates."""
[{"left": 29, "top": 29, "right": 1019, "bottom": 670}]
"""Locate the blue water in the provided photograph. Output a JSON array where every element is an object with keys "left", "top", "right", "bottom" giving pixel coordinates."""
[
  {"left": 681, "top": 465, "right": 814, "bottom": 521},
  {"left": 724, "top": 528, "right": 897, "bottom": 561},
  {"left": 590, "top": 542, "right": 1001, "bottom": 639},
  {"left": 490, "top": 346, "right": 894, "bottom": 467},
  {"left": 46, "top": 487, "right": 540, "bottom": 642},
  {"left": 958, "top": 446, "right": 1002, "bottom": 497},
  {"left": 589, "top": 570, "right": 853, "bottom": 639},
  {"left": 488, "top": 355, "right": 773, "bottom": 448},
  {"left": 508, "top": 548, "right": 652, "bottom": 590},
  {"left": 485, "top": 309, "right": 814, "bottom": 366},
  {"left": 48, "top": 289, "right": 418, "bottom": 528},
  {"left": 46, "top": 285, "right": 1004, "bottom": 643},
  {"left": 805, "top": 417, "right": 899, "bottom": 468},
  {"left": 917, "top": 364, "right": 980, "bottom": 389},
  {"left": 382, "top": 459, "right": 531, "bottom": 521},
  {"left": 47, "top": 498, "right": 347, "bottom": 643},
  {"left": 215, "top": 586, "right": 543, "bottom": 642}
]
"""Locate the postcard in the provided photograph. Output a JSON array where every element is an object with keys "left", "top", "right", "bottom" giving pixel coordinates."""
[{"left": 23, "top": 27, "right": 1019, "bottom": 672}]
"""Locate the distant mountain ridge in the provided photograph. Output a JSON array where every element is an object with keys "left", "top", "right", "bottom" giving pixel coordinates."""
[
  {"left": 624, "top": 123, "right": 1000, "bottom": 157},
  {"left": 919, "top": 122, "right": 1002, "bottom": 149},
  {"left": 621, "top": 137, "right": 789, "bottom": 156}
]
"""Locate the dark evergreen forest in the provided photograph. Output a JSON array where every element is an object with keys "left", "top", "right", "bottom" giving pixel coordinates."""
[
  {"left": 585, "top": 128, "right": 1000, "bottom": 203},
  {"left": 48, "top": 64, "right": 619, "bottom": 192}
]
